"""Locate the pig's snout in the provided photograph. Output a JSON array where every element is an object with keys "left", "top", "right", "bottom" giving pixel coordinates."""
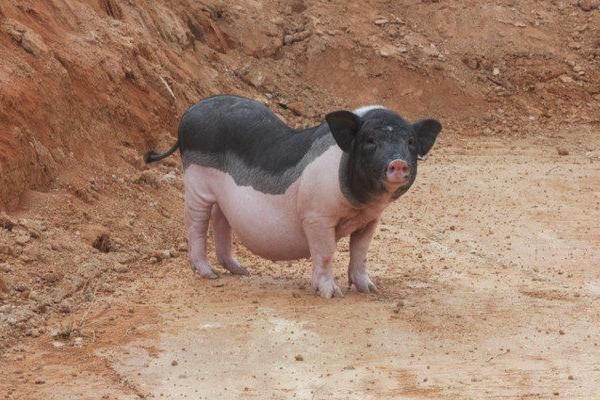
[{"left": 386, "top": 159, "right": 410, "bottom": 184}]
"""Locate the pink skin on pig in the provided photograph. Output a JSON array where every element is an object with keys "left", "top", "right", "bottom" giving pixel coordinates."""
[{"left": 183, "top": 145, "right": 404, "bottom": 298}]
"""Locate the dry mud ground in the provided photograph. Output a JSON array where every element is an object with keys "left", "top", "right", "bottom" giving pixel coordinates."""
[
  {"left": 2, "top": 130, "right": 599, "bottom": 400},
  {"left": 1, "top": 0, "right": 600, "bottom": 399}
]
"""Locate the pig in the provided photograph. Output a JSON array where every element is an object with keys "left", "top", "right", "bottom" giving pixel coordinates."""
[{"left": 145, "top": 95, "right": 441, "bottom": 298}]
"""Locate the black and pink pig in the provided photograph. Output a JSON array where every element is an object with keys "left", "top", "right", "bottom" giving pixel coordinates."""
[{"left": 146, "top": 95, "right": 441, "bottom": 298}]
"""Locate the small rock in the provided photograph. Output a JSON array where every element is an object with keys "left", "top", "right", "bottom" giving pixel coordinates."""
[
  {"left": 493, "top": 67, "right": 500, "bottom": 76},
  {"left": 124, "top": 67, "right": 136, "bottom": 80},
  {"left": 14, "top": 283, "right": 28, "bottom": 292},
  {"left": 135, "top": 170, "right": 160, "bottom": 189},
  {"left": 283, "top": 30, "right": 310, "bottom": 45},
  {"left": 171, "top": 360, "right": 178, "bottom": 366},
  {"left": 161, "top": 249, "right": 172, "bottom": 259},
  {"left": 149, "top": 256, "right": 159, "bottom": 264},
  {"left": 568, "top": 375, "right": 574, "bottom": 380},
  {"left": 15, "top": 232, "right": 31, "bottom": 245},
  {"left": 116, "top": 253, "right": 134, "bottom": 265},
  {"left": 374, "top": 18, "right": 389, "bottom": 26},
  {"left": 113, "top": 265, "right": 130, "bottom": 273},
  {"left": 578, "top": 0, "right": 600, "bottom": 12},
  {"left": 241, "top": 68, "right": 266, "bottom": 89},
  {"left": 160, "top": 170, "right": 177, "bottom": 184},
  {"left": 2, "top": 19, "right": 49, "bottom": 56},
  {"left": 559, "top": 75, "right": 574, "bottom": 83},
  {"left": 43, "top": 272, "right": 62, "bottom": 285},
  {"left": 34, "top": 378, "right": 45, "bottom": 385},
  {"left": 423, "top": 43, "right": 440, "bottom": 57},
  {"left": 84, "top": 292, "right": 95, "bottom": 302},
  {"left": 585, "top": 150, "right": 600, "bottom": 160},
  {"left": 102, "top": 282, "right": 115, "bottom": 293},
  {"left": 295, "top": 354, "right": 304, "bottom": 361},
  {"left": 557, "top": 148, "right": 569, "bottom": 156},
  {"left": 74, "top": 337, "right": 83, "bottom": 348},
  {"left": 378, "top": 44, "right": 396, "bottom": 57}
]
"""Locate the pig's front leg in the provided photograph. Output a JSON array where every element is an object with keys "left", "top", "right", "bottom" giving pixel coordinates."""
[
  {"left": 303, "top": 217, "right": 343, "bottom": 299},
  {"left": 348, "top": 219, "right": 378, "bottom": 293}
]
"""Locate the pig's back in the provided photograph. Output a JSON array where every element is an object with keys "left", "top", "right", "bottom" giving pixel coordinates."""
[{"left": 179, "top": 95, "right": 336, "bottom": 195}]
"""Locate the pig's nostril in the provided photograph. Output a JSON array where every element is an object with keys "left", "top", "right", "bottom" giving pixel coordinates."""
[{"left": 388, "top": 159, "right": 409, "bottom": 175}]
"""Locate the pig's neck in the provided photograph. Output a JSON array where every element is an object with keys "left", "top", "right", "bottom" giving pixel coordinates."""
[{"left": 338, "top": 152, "right": 388, "bottom": 208}]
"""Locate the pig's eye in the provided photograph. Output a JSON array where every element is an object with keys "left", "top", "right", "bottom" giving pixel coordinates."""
[
  {"left": 408, "top": 137, "right": 416, "bottom": 146},
  {"left": 365, "top": 137, "right": 376, "bottom": 145}
]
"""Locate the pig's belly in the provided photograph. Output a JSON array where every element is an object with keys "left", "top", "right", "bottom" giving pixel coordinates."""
[{"left": 210, "top": 173, "right": 310, "bottom": 261}]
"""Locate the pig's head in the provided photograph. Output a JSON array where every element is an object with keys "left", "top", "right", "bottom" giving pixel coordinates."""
[{"left": 326, "top": 107, "right": 441, "bottom": 204}]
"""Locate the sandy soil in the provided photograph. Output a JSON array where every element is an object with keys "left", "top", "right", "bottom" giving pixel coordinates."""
[{"left": 1, "top": 1, "right": 600, "bottom": 399}]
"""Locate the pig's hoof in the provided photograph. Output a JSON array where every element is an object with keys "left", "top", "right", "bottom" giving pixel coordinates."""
[
  {"left": 312, "top": 277, "right": 343, "bottom": 299},
  {"left": 349, "top": 272, "right": 378, "bottom": 293},
  {"left": 219, "top": 259, "right": 249, "bottom": 276},
  {"left": 193, "top": 263, "right": 220, "bottom": 279}
]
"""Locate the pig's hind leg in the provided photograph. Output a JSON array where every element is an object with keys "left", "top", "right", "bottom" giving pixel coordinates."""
[
  {"left": 184, "top": 175, "right": 220, "bottom": 279},
  {"left": 212, "top": 205, "right": 249, "bottom": 275}
]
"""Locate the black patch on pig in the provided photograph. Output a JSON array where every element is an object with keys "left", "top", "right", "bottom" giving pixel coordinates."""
[{"left": 180, "top": 95, "right": 337, "bottom": 194}]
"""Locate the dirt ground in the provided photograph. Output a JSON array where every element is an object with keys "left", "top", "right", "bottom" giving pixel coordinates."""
[{"left": 1, "top": 1, "right": 600, "bottom": 399}]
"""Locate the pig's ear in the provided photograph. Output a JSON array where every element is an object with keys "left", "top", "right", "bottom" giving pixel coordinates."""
[
  {"left": 413, "top": 119, "right": 442, "bottom": 157},
  {"left": 326, "top": 111, "right": 361, "bottom": 152}
]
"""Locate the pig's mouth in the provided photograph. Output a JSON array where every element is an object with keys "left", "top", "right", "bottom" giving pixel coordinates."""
[
  {"left": 385, "top": 174, "right": 409, "bottom": 184},
  {"left": 384, "top": 174, "right": 410, "bottom": 189}
]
